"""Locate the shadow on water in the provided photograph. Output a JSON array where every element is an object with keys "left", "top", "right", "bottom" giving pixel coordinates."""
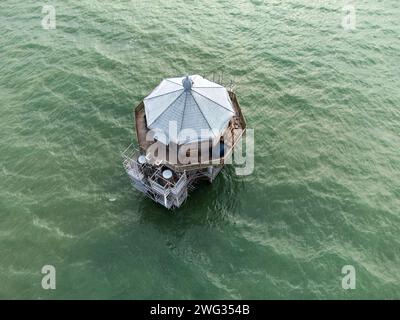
[
  {"left": 54, "top": 165, "right": 248, "bottom": 299},
  {"left": 135, "top": 165, "right": 245, "bottom": 235}
]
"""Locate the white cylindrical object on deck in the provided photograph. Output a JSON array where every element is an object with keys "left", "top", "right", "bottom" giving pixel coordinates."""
[
  {"left": 162, "top": 170, "right": 173, "bottom": 180},
  {"left": 138, "top": 155, "right": 147, "bottom": 164}
]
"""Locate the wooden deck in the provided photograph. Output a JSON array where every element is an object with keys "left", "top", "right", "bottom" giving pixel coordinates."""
[
  {"left": 134, "top": 91, "right": 246, "bottom": 172},
  {"left": 134, "top": 101, "right": 152, "bottom": 152}
]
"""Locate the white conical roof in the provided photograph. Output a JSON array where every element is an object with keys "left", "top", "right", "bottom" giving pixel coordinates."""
[{"left": 144, "top": 75, "right": 235, "bottom": 145}]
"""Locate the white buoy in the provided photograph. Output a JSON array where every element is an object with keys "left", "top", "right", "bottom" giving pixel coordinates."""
[{"left": 162, "top": 170, "right": 173, "bottom": 180}]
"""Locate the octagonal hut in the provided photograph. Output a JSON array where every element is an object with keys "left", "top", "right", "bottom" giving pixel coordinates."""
[{"left": 122, "top": 75, "right": 246, "bottom": 209}]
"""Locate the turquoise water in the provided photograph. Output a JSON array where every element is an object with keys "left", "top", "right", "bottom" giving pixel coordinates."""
[{"left": 1, "top": 0, "right": 399, "bottom": 299}]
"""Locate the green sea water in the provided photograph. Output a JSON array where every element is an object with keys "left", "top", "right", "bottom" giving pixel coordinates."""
[{"left": 1, "top": 0, "right": 399, "bottom": 299}]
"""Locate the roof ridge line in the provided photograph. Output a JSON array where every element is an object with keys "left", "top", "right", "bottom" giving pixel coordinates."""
[
  {"left": 149, "top": 91, "right": 185, "bottom": 126},
  {"left": 165, "top": 79, "right": 183, "bottom": 87},
  {"left": 189, "top": 92, "right": 217, "bottom": 138},
  {"left": 179, "top": 92, "right": 188, "bottom": 133},
  {"left": 191, "top": 89, "right": 235, "bottom": 113},
  {"left": 145, "top": 89, "right": 183, "bottom": 101}
]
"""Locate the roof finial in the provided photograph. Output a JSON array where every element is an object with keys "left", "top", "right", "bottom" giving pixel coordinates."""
[{"left": 182, "top": 75, "right": 192, "bottom": 91}]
